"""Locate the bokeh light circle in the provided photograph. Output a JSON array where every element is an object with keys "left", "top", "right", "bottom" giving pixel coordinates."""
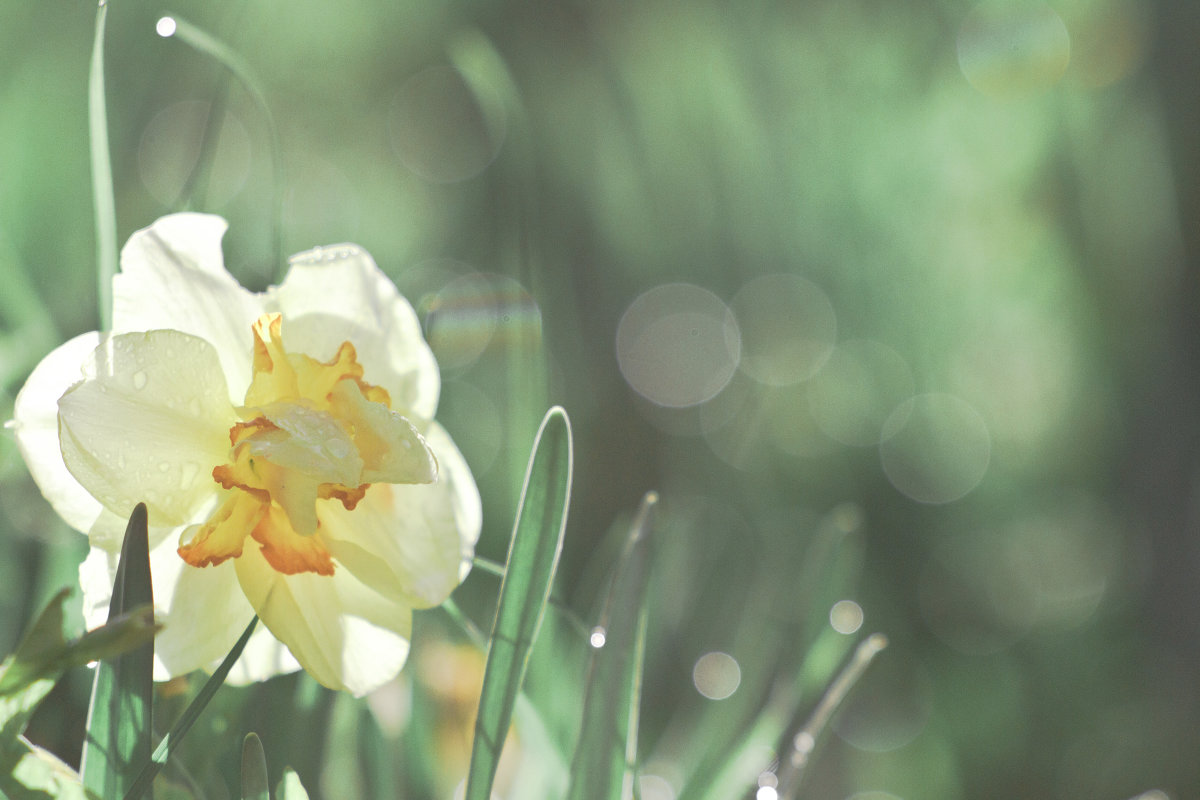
[
  {"left": 388, "top": 65, "right": 505, "bottom": 183},
  {"left": 730, "top": 274, "right": 836, "bottom": 386},
  {"left": 808, "top": 339, "right": 914, "bottom": 446},
  {"left": 957, "top": 1, "right": 1071, "bottom": 97},
  {"left": 692, "top": 651, "right": 741, "bottom": 700},
  {"left": 879, "top": 393, "right": 990, "bottom": 504},
  {"left": 617, "top": 283, "right": 741, "bottom": 408},
  {"left": 424, "top": 272, "right": 501, "bottom": 369},
  {"left": 138, "top": 100, "right": 251, "bottom": 208},
  {"left": 830, "top": 599, "right": 864, "bottom": 635}
]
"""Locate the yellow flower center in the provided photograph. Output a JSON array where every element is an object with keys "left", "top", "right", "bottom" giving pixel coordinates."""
[{"left": 178, "top": 313, "right": 436, "bottom": 576}]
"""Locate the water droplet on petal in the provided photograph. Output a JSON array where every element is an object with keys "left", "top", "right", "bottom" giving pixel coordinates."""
[
  {"left": 157, "top": 461, "right": 171, "bottom": 472},
  {"left": 132, "top": 370, "right": 148, "bottom": 390},
  {"left": 180, "top": 462, "right": 200, "bottom": 489}
]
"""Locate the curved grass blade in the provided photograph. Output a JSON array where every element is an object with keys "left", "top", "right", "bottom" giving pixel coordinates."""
[
  {"left": 775, "top": 633, "right": 887, "bottom": 800},
  {"left": 464, "top": 406, "right": 573, "bottom": 800},
  {"left": 123, "top": 615, "right": 258, "bottom": 800},
  {"left": 565, "top": 491, "right": 657, "bottom": 800},
  {"left": 157, "top": 15, "right": 284, "bottom": 276},
  {"left": 241, "top": 733, "right": 269, "bottom": 800},
  {"left": 0, "top": 591, "right": 156, "bottom": 701},
  {"left": 82, "top": 504, "right": 154, "bottom": 800},
  {"left": 0, "top": 589, "right": 157, "bottom": 800},
  {"left": 89, "top": 0, "right": 117, "bottom": 331}
]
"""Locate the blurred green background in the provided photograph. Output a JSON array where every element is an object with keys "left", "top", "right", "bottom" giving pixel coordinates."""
[{"left": 2, "top": 0, "right": 1199, "bottom": 798}]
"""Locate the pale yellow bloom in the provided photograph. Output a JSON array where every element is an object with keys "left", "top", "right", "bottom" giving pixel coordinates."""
[{"left": 12, "top": 213, "right": 481, "bottom": 696}]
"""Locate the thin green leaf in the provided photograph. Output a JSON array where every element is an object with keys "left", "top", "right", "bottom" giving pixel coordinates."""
[
  {"left": 357, "top": 704, "right": 399, "bottom": 800},
  {"left": 275, "top": 769, "right": 310, "bottom": 800},
  {"left": 88, "top": 0, "right": 117, "bottom": 331},
  {"left": 241, "top": 733, "right": 269, "bottom": 800},
  {"left": 158, "top": 15, "right": 284, "bottom": 277},
  {"left": 123, "top": 614, "right": 258, "bottom": 800},
  {"left": 82, "top": 504, "right": 155, "bottom": 800},
  {"left": 0, "top": 590, "right": 155, "bottom": 800},
  {"left": 464, "top": 406, "right": 573, "bottom": 800},
  {"left": 565, "top": 491, "right": 658, "bottom": 800},
  {"left": 0, "top": 739, "right": 101, "bottom": 800},
  {"left": 0, "top": 591, "right": 157, "bottom": 700}
]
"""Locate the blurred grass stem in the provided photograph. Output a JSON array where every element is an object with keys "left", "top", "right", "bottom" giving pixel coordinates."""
[
  {"left": 777, "top": 633, "right": 887, "bottom": 800},
  {"left": 89, "top": 2, "right": 117, "bottom": 331},
  {"left": 160, "top": 15, "right": 284, "bottom": 278}
]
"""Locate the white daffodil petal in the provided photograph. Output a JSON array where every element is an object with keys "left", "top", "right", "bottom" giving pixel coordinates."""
[
  {"left": 425, "top": 421, "right": 484, "bottom": 570},
  {"left": 59, "top": 331, "right": 237, "bottom": 526},
  {"left": 81, "top": 536, "right": 256, "bottom": 682},
  {"left": 12, "top": 332, "right": 104, "bottom": 533},
  {"left": 79, "top": 546, "right": 118, "bottom": 632},
  {"left": 114, "top": 213, "right": 263, "bottom": 399},
  {"left": 153, "top": 549, "right": 256, "bottom": 680},
  {"left": 225, "top": 624, "right": 302, "bottom": 686},
  {"left": 321, "top": 422, "right": 479, "bottom": 608},
  {"left": 269, "top": 245, "right": 440, "bottom": 420},
  {"left": 235, "top": 542, "right": 413, "bottom": 696}
]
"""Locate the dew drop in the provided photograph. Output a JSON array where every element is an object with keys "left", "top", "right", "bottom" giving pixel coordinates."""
[
  {"left": 180, "top": 462, "right": 200, "bottom": 488},
  {"left": 589, "top": 626, "right": 607, "bottom": 648},
  {"left": 132, "top": 370, "right": 148, "bottom": 390},
  {"left": 157, "top": 461, "right": 171, "bottom": 472}
]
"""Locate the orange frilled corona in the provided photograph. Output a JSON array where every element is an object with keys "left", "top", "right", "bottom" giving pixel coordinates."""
[{"left": 178, "top": 313, "right": 436, "bottom": 576}]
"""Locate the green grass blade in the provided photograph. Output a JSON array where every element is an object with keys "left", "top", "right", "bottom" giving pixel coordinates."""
[
  {"left": 0, "top": 588, "right": 157, "bottom": 800},
  {"left": 464, "top": 406, "right": 573, "bottom": 800},
  {"left": 0, "top": 591, "right": 157, "bottom": 702},
  {"left": 565, "top": 491, "right": 658, "bottom": 800},
  {"left": 240, "top": 733, "right": 269, "bottom": 800},
  {"left": 81, "top": 504, "right": 154, "bottom": 800},
  {"left": 88, "top": 1, "right": 117, "bottom": 331},
  {"left": 122, "top": 614, "right": 258, "bottom": 800},
  {"left": 158, "top": 15, "right": 284, "bottom": 276},
  {"left": 775, "top": 633, "right": 887, "bottom": 800}
]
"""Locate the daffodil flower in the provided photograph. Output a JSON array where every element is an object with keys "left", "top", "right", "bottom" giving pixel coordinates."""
[{"left": 11, "top": 213, "right": 481, "bottom": 696}]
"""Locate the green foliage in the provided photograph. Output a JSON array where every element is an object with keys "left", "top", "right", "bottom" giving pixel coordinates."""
[
  {"left": 465, "top": 406, "right": 573, "bottom": 800},
  {"left": 87, "top": 1, "right": 116, "bottom": 332},
  {"left": 81, "top": 504, "right": 155, "bottom": 800},
  {"left": 0, "top": 587, "right": 157, "bottom": 800},
  {"left": 240, "top": 733, "right": 269, "bottom": 800},
  {"left": 565, "top": 492, "right": 656, "bottom": 800},
  {"left": 123, "top": 615, "right": 259, "bottom": 800}
]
